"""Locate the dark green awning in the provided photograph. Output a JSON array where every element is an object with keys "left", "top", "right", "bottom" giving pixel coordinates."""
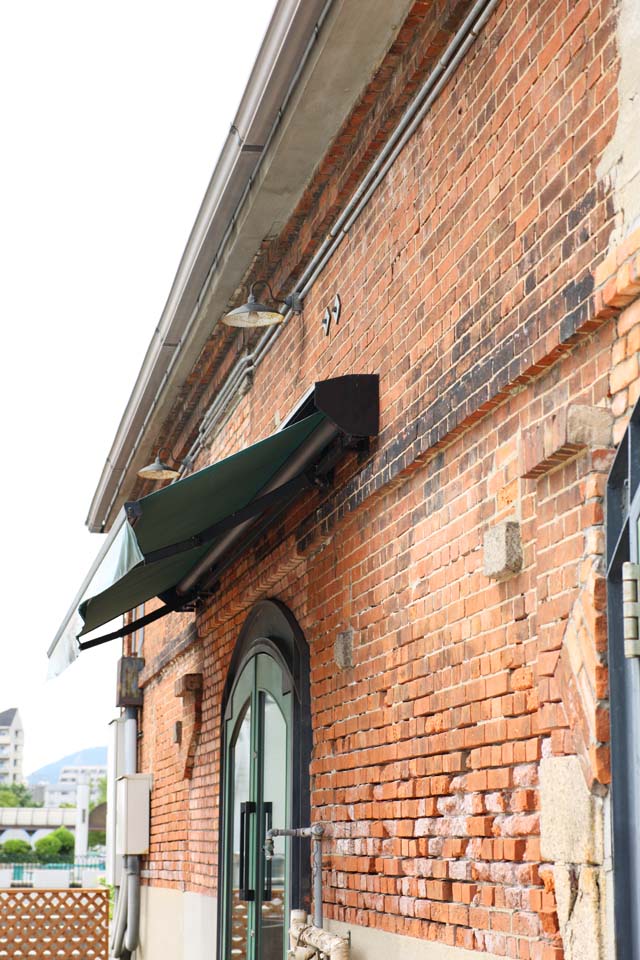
[
  {"left": 68, "top": 374, "right": 379, "bottom": 657},
  {"left": 78, "top": 412, "right": 328, "bottom": 637}
]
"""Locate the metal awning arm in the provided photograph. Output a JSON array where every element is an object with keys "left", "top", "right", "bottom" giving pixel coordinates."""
[{"left": 78, "top": 602, "right": 180, "bottom": 651}]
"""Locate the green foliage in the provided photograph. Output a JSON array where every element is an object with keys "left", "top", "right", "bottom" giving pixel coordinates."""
[
  {"left": 0, "top": 784, "right": 41, "bottom": 808},
  {"left": 0, "top": 839, "right": 32, "bottom": 862},
  {"left": 90, "top": 776, "right": 107, "bottom": 811},
  {"left": 98, "top": 876, "right": 114, "bottom": 919},
  {"left": 50, "top": 827, "right": 74, "bottom": 860},
  {"left": 34, "top": 833, "right": 62, "bottom": 863},
  {"left": 88, "top": 830, "right": 106, "bottom": 848},
  {"left": 10, "top": 784, "right": 39, "bottom": 807}
]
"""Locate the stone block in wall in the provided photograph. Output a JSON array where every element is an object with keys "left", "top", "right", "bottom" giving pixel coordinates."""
[
  {"left": 540, "top": 756, "right": 607, "bottom": 960},
  {"left": 540, "top": 756, "right": 603, "bottom": 865},
  {"left": 483, "top": 521, "right": 523, "bottom": 580},
  {"left": 334, "top": 629, "right": 354, "bottom": 670},
  {"left": 521, "top": 405, "right": 613, "bottom": 479},
  {"left": 553, "top": 864, "right": 602, "bottom": 960}
]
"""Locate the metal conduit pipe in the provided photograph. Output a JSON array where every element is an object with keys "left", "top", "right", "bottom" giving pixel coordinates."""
[
  {"left": 329, "top": 0, "right": 495, "bottom": 240},
  {"left": 297, "top": 0, "right": 499, "bottom": 296},
  {"left": 179, "top": 357, "right": 253, "bottom": 472},
  {"left": 123, "top": 856, "right": 141, "bottom": 955},
  {"left": 101, "top": 0, "right": 496, "bottom": 525},
  {"left": 289, "top": 910, "right": 349, "bottom": 960},
  {"left": 179, "top": 329, "right": 281, "bottom": 472},
  {"left": 265, "top": 825, "right": 324, "bottom": 929},
  {"left": 179, "top": 0, "right": 498, "bottom": 471},
  {"left": 110, "top": 869, "right": 128, "bottom": 957},
  {"left": 177, "top": 417, "right": 338, "bottom": 594}
]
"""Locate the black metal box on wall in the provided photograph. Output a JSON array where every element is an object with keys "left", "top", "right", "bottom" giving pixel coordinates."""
[{"left": 116, "top": 656, "right": 145, "bottom": 707}]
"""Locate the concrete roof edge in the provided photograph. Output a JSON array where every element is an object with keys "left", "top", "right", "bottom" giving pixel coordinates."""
[
  {"left": 85, "top": 0, "right": 330, "bottom": 533},
  {"left": 86, "top": 0, "right": 415, "bottom": 533}
]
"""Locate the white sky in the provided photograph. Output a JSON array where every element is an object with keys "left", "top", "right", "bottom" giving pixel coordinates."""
[{"left": 0, "top": 0, "right": 275, "bottom": 776}]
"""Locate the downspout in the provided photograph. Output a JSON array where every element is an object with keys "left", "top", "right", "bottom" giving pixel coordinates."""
[{"left": 111, "top": 706, "right": 140, "bottom": 960}]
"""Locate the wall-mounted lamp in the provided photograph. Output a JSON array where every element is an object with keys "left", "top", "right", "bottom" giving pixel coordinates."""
[
  {"left": 137, "top": 448, "right": 181, "bottom": 481},
  {"left": 221, "top": 281, "right": 302, "bottom": 328}
]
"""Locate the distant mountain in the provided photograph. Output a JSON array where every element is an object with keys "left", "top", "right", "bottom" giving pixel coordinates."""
[{"left": 27, "top": 747, "right": 107, "bottom": 785}]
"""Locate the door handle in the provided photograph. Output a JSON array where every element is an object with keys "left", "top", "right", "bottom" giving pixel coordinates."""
[
  {"left": 239, "top": 801, "right": 256, "bottom": 901},
  {"left": 263, "top": 801, "right": 273, "bottom": 901}
]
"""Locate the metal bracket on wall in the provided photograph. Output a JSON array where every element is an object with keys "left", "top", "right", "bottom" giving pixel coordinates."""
[
  {"left": 116, "top": 656, "right": 145, "bottom": 707},
  {"left": 174, "top": 672, "right": 204, "bottom": 778},
  {"left": 321, "top": 294, "right": 341, "bottom": 336},
  {"left": 623, "top": 562, "right": 640, "bottom": 657}
]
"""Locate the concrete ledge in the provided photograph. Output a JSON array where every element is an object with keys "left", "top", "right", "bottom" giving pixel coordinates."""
[
  {"left": 521, "top": 405, "right": 613, "bottom": 479},
  {"left": 327, "top": 920, "right": 503, "bottom": 960},
  {"left": 137, "top": 885, "right": 216, "bottom": 960}
]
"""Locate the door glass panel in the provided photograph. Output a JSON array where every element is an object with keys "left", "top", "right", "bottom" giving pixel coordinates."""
[
  {"left": 260, "top": 693, "right": 287, "bottom": 960},
  {"left": 229, "top": 704, "right": 252, "bottom": 960}
]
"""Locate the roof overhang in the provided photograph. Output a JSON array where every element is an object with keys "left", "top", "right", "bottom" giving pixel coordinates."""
[{"left": 86, "top": 0, "right": 413, "bottom": 533}]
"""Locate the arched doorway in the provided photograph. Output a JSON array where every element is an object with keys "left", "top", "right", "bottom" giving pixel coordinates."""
[{"left": 219, "top": 601, "right": 311, "bottom": 960}]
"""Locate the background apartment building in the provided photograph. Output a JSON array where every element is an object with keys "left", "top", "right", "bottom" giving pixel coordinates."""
[
  {"left": 31, "top": 764, "right": 107, "bottom": 807},
  {"left": 0, "top": 709, "right": 23, "bottom": 786}
]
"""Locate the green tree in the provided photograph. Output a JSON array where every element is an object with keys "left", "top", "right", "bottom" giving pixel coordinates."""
[
  {"left": 50, "top": 827, "right": 74, "bottom": 862},
  {"left": 90, "top": 776, "right": 107, "bottom": 811},
  {"left": 34, "top": 833, "right": 62, "bottom": 863},
  {"left": 88, "top": 830, "right": 106, "bottom": 848},
  {"left": 0, "top": 839, "right": 32, "bottom": 862},
  {"left": 10, "top": 784, "right": 39, "bottom": 807},
  {"left": 0, "top": 784, "right": 41, "bottom": 808}
]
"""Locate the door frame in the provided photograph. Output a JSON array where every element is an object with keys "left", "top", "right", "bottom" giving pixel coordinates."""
[
  {"left": 606, "top": 400, "right": 640, "bottom": 957},
  {"left": 217, "top": 600, "right": 312, "bottom": 959}
]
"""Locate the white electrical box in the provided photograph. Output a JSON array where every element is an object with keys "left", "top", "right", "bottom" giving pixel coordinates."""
[{"left": 116, "top": 773, "right": 152, "bottom": 855}]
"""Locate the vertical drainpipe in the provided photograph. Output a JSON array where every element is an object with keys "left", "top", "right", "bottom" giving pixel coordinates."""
[
  {"left": 112, "top": 705, "right": 141, "bottom": 960},
  {"left": 122, "top": 706, "right": 140, "bottom": 959}
]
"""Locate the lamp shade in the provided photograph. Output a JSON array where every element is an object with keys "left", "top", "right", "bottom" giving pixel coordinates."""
[
  {"left": 222, "top": 293, "right": 285, "bottom": 328},
  {"left": 137, "top": 452, "right": 181, "bottom": 481}
]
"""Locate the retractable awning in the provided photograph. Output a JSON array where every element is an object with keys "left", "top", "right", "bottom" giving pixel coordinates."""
[{"left": 51, "top": 375, "right": 378, "bottom": 667}]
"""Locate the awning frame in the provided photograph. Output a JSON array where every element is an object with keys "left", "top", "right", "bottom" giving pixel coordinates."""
[{"left": 72, "top": 375, "right": 379, "bottom": 652}]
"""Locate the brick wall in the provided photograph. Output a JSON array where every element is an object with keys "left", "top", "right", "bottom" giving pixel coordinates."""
[{"left": 132, "top": 0, "right": 629, "bottom": 957}]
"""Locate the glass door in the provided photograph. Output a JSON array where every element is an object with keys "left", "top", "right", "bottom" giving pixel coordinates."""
[{"left": 222, "top": 653, "right": 291, "bottom": 960}]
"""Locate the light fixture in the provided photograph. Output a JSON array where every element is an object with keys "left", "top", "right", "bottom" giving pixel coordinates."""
[
  {"left": 221, "top": 281, "right": 302, "bottom": 328},
  {"left": 137, "top": 448, "right": 181, "bottom": 481}
]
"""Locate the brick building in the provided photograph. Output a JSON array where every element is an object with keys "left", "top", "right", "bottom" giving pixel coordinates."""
[{"left": 51, "top": 0, "right": 640, "bottom": 958}]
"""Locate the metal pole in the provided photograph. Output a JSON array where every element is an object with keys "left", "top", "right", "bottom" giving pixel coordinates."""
[
  {"left": 311, "top": 829, "right": 323, "bottom": 930},
  {"left": 265, "top": 824, "right": 325, "bottom": 929}
]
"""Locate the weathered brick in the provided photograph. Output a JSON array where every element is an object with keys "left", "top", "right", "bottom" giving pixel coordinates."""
[{"left": 118, "top": 0, "right": 624, "bottom": 954}]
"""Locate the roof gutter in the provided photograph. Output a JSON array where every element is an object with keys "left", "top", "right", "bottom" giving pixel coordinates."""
[{"left": 86, "top": 0, "right": 334, "bottom": 533}]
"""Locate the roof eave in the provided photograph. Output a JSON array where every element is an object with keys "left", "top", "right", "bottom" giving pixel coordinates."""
[{"left": 86, "top": 0, "right": 414, "bottom": 533}]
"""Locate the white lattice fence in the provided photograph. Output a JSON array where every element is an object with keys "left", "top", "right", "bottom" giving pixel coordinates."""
[{"left": 0, "top": 888, "right": 109, "bottom": 958}]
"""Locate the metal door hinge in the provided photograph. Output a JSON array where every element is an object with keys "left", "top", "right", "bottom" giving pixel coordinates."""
[{"left": 623, "top": 562, "right": 640, "bottom": 657}]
